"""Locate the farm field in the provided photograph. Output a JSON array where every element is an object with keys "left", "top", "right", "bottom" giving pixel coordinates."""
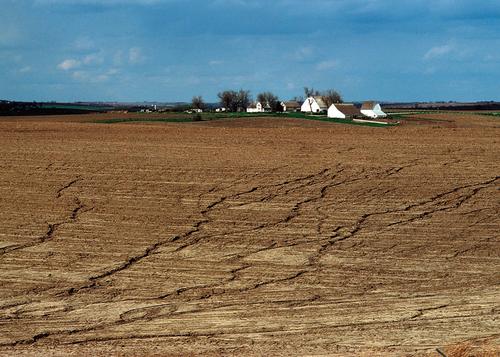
[{"left": 0, "top": 112, "right": 498, "bottom": 356}]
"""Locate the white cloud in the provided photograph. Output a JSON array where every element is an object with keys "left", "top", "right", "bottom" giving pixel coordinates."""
[
  {"left": 18, "top": 66, "right": 32, "bottom": 73},
  {"left": 290, "top": 46, "right": 314, "bottom": 61},
  {"left": 71, "top": 69, "right": 115, "bottom": 83},
  {"left": 210, "top": 0, "right": 260, "bottom": 6},
  {"left": 83, "top": 53, "right": 104, "bottom": 65},
  {"left": 57, "top": 59, "right": 81, "bottom": 70},
  {"left": 423, "top": 66, "right": 438, "bottom": 75},
  {"left": 73, "top": 37, "right": 95, "bottom": 51},
  {"left": 209, "top": 60, "right": 224, "bottom": 66},
  {"left": 36, "top": 0, "right": 167, "bottom": 5},
  {"left": 128, "top": 47, "right": 144, "bottom": 64},
  {"left": 112, "top": 50, "right": 124, "bottom": 66},
  {"left": 0, "top": 24, "right": 21, "bottom": 46},
  {"left": 71, "top": 71, "right": 87, "bottom": 80},
  {"left": 424, "top": 44, "right": 454, "bottom": 60},
  {"left": 316, "top": 59, "right": 340, "bottom": 71}
]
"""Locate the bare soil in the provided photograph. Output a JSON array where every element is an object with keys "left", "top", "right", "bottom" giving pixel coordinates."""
[{"left": 0, "top": 113, "right": 498, "bottom": 356}]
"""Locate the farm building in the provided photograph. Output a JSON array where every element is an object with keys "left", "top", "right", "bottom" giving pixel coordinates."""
[
  {"left": 281, "top": 101, "right": 301, "bottom": 112},
  {"left": 185, "top": 108, "right": 203, "bottom": 113},
  {"left": 361, "top": 101, "right": 387, "bottom": 118},
  {"left": 247, "top": 102, "right": 271, "bottom": 113},
  {"left": 301, "top": 97, "right": 328, "bottom": 113},
  {"left": 327, "top": 103, "right": 361, "bottom": 119}
]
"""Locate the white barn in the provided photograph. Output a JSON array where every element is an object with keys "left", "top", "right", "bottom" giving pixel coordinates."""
[
  {"left": 327, "top": 103, "right": 361, "bottom": 119},
  {"left": 301, "top": 96, "right": 328, "bottom": 113},
  {"left": 360, "top": 101, "right": 387, "bottom": 118},
  {"left": 247, "top": 102, "right": 264, "bottom": 113}
]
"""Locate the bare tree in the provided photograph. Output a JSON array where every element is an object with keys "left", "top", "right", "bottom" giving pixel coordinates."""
[
  {"left": 191, "top": 96, "right": 205, "bottom": 110},
  {"left": 236, "top": 89, "right": 251, "bottom": 112},
  {"left": 304, "top": 87, "right": 320, "bottom": 98},
  {"left": 217, "top": 89, "right": 251, "bottom": 112},
  {"left": 321, "top": 89, "right": 343, "bottom": 107},
  {"left": 217, "top": 90, "right": 237, "bottom": 111},
  {"left": 257, "top": 91, "right": 279, "bottom": 111}
]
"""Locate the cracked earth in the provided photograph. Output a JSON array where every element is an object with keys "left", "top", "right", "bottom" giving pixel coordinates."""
[{"left": 0, "top": 113, "right": 498, "bottom": 356}]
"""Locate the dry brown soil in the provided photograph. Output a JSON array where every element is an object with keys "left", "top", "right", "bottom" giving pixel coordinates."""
[{"left": 0, "top": 113, "right": 499, "bottom": 356}]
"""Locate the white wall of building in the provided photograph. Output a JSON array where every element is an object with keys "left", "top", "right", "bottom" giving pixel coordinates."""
[
  {"left": 327, "top": 104, "right": 346, "bottom": 119},
  {"left": 247, "top": 102, "right": 264, "bottom": 113},
  {"left": 361, "top": 109, "right": 377, "bottom": 118},
  {"left": 361, "top": 104, "right": 387, "bottom": 118},
  {"left": 373, "top": 104, "right": 387, "bottom": 117},
  {"left": 301, "top": 97, "right": 321, "bottom": 113}
]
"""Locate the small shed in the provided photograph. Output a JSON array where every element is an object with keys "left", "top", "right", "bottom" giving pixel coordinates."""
[
  {"left": 361, "top": 101, "right": 387, "bottom": 118},
  {"left": 327, "top": 103, "right": 361, "bottom": 119}
]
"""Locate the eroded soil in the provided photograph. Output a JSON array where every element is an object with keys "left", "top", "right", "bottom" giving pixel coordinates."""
[{"left": 0, "top": 113, "right": 498, "bottom": 356}]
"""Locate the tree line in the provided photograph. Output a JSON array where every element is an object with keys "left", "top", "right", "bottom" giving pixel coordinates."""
[{"left": 191, "top": 87, "right": 343, "bottom": 112}]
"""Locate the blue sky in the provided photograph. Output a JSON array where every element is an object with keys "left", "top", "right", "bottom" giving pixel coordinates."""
[{"left": 1, "top": 0, "right": 500, "bottom": 102}]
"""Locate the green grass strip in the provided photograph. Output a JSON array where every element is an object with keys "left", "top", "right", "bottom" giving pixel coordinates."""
[{"left": 476, "top": 112, "right": 500, "bottom": 117}]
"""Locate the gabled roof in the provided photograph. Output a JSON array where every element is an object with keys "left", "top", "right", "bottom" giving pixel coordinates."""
[
  {"left": 361, "top": 101, "right": 377, "bottom": 110},
  {"left": 313, "top": 96, "right": 328, "bottom": 109},
  {"left": 282, "top": 101, "right": 301, "bottom": 108},
  {"left": 332, "top": 103, "right": 361, "bottom": 116},
  {"left": 247, "top": 102, "right": 261, "bottom": 109}
]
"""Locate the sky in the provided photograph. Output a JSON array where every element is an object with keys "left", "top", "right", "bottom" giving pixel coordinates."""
[{"left": 1, "top": 0, "right": 500, "bottom": 102}]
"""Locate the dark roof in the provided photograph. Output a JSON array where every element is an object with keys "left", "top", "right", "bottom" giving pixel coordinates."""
[
  {"left": 313, "top": 96, "right": 328, "bottom": 109},
  {"left": 361, "top": 101, "right": 377, "bottom": 110},
  {"left": 283, "top": 101, "right": 301, "bottom": 108},
  {"left": 334, "top": 103, "right": 361, "bottom": 116}
]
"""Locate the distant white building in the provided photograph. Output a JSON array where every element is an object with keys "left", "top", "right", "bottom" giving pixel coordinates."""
[
  {"left": 247, "top": 102, "right": 271, "bottom": 113},
  {"left": 184, "top": 108, "right": 203, "bottom": 114},
  {"left": 327, "top": 103, "right": 361, "bottom": 119},
  {"left": 247, "top": 102, "right": 264, "bottom": 113},
  {"left": 360, "top": 101, "right": 387, "bottom": 118},
  {"left": 301, "top": 97, "right": 328, "bottom": 113}
]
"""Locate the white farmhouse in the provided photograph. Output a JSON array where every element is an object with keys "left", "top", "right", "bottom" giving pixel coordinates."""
[
  {"left": 301, "top": 96, "right": 328, "bottom": 113},
  {"left": 247, "top": 102, "right": 264, "bottom": 113},
  {"left": 327, "top": 103, "right": 361, "bottom": 119},
  {"left": 247, "top": 102, "right": 271, "bottom": 113},
  {"left": 360, "top": 101, "right": 387, "bottom": 118}
]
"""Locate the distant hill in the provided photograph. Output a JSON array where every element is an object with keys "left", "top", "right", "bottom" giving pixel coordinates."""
[
  {"left": 381, "top": 101, "right": 500, "bottom": 111},
  {"left": 2, "top": 100, "right": 499, "bottom": 116},
  {"left": 0, "top": 100, "right": 185, "bottom": 116},
  {"left": 0, "top": 101, "right": 114, "bottom": 116}
]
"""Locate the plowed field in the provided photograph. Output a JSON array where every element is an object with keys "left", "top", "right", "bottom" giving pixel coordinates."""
[{"left": 0, "top": 113, "right": 498, "bottom": 356}]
